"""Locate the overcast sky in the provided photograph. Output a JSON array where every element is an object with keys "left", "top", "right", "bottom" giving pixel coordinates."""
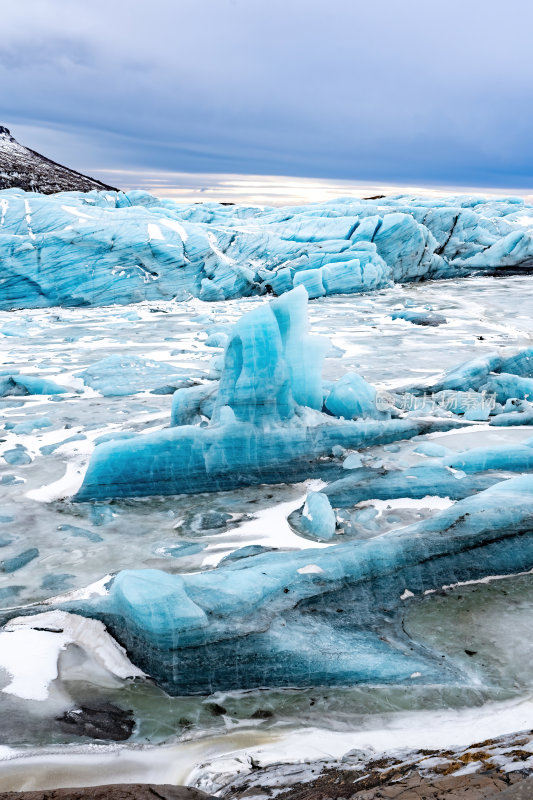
[{"left": 2, "top": 0, "right": 532, "bottom": 188}]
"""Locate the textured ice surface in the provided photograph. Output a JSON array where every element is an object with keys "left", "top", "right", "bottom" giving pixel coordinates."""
[
  {"left": 58, "top": 476, "right": 533, "bottom": 695},
  {"left": 1, "top": 189, "right": 533, "bottom": 309},
  {"left": 0, "top": 374, "right": 70, "bottom": 396},
  {"left": 77, "top": 354, "right": 196, "bottom": 396},
  {"left": 324, "top": 372, "right": 389, "bottom": 420}
]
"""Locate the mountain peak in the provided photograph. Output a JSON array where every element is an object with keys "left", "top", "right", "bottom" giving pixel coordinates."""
[
  {"left": 0, "top": 126, "right": 118, "bottom": 194},
  {"left": 0, "top": 126, "right": 15, "bottom": 141}
]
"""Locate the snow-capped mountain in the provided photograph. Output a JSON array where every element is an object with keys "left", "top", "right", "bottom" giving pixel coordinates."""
[{"left": 0, "top": 126, "right": 117, "bottom": 194}]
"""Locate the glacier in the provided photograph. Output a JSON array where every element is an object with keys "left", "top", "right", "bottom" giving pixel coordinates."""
[{"left": 1, "top": 188, "right": 533, "bottom": 309}]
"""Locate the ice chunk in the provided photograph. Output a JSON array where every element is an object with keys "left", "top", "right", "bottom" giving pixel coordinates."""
[
  {"left": 1, "top": 548, "right": 39, "bottom": 573},
  {"left": 322, "top": 463, "right": 504, "bottom": 508},
  {"left": 170, "top": 383, "right": 217, "bottom": 426},
  {"left": 77, "top": 354, "right": 192, "bottom": 396},
  {"left": 3, "top": 445, "right": 31, "bottom": 465},
  {"left": 413, "top": 442, "right": 453, "bottom": 457},
  {"left": 9, "top": 417, "right": 52, "bottom": 435},
  {"left": 0, "top": 374, "right": 69, "bottom": 396},
  {"left": 410, "top": 346, "right": 533, "bottom": 395},
  {"left": 212, "top": 285, "right": 327, "bottom": 422},
  {"left": 485, "top": 373, "right": 533, "bottom": 404},
  {"left": 391, "top": 309, "right": 447, "bottom": 326},
  {"left": 300, "top": 492, "right": 337, "bottom": 540},
  {"left": 325, "top": 372, "right": 389, "bottom": 420},
  {"left": 343, "top": 452, "right": 363, "bottom": 469},
  {"left": 57, "top": 524, "right": 104, "bottom": 543},
  {"left": 441, "top": 444, "right": 533, "bottom": 474},
  {"left": 491, "top": 399, "right": 533, "bottom": 426}
]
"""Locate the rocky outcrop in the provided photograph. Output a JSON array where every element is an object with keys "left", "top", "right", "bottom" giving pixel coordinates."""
[
  {"left": 0, "top": 787, "right": 213, "bottom": 800},
  {"left": 220, "top": 731, "right": 533, "bottom": 799},
  {"left": 0, "top": 126, "right": 117, "bottom": 194}
]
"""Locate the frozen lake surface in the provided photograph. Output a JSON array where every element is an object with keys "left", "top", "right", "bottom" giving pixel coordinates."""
[{"left": 0, "top": 274, "right": 532, "bottom": 790}]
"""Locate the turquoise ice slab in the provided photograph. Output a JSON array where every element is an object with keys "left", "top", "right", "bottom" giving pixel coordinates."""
[
  {"left": 323, "top": 440, "right": 533, "bottom": 507},
  {"left": 65, "top": 476, "right": 533, "bottom": 695},
  {"left": 408, "top": 347, "right": 533, "bottom": 394},
  {"left": 75, "top": 417, "right": 460, "bottom": 501},
  {"left": 0, "top": 374, "right": 69, "bottom": 396}
]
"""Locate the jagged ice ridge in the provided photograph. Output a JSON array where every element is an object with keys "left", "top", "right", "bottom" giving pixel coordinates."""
[{"left": 1, "top": 188, "right": 533, "bottom": 309}]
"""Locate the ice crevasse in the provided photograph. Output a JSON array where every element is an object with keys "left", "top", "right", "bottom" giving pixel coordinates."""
[{"left": 1, "top": 188, "right": 533, "bottom": 308}]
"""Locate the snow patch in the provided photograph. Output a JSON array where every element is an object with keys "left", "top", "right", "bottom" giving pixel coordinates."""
[{"left": 0, "top": 611, "right": 144, "bottom": 701}]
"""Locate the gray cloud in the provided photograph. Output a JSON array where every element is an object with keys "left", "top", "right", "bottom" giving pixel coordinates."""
[{"left": 2, "top": 0, "right": 532, "bottom": 186}]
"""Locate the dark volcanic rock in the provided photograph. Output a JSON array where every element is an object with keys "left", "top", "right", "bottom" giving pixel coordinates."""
[
  {"left": 0, "top": 126, "right": 117, "bottom": 194},
  {"left": 56, "top": 703, "right": 135, "bottom": 741},
  {"left": 0, "top": 786, "right": 214, "bottom": 800}
]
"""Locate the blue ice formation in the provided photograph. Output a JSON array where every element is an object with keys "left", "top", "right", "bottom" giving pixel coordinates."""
[
  {"left": 300, "top": 492, "right": 337, "bottom": 540},
  {"left": 485, "top": 373, "right": 533, "bottom": 404},
  {"left": 316, "top": 438, "right": 533, "bottom": 509},
  {"left": 58, "top": 475, "right": 533, "bottom": 694},
  {"left": 0, "top": 373, "right": 69, "bottom": 396},
  {"left": 390, "top": 309, "right": 447, "bottom": 326},
  {"left": 77, "top": 354, "right": 196, "bottom": 396},
  {"left": 410, "top": 347, "right": 533, "bottom": 395},
  {"left": 7, "top": 416, "right": 52, "bottom": 435},
  {"left": 324, "top": 372, "right": 389, "bottom": 420},
  {"left": 396, "top": 346, "right": 533, "bottom": 422},
  {"left": 492, "top": 399, "right": 533, "bottom": 426},
  {"left": 1, "top": 188, "right": 533, "bottom": 309},
  {"left": 322, "top": 464, "right": 509, "bottom": 509},
  {"left": 3, "top": 445, "right": 31, "bottom": 465},
  {"left": 291, "top": 437, "right": 533, "bottom": 542},
  {"left": 76, "top": 287, "right": 461, "bottom": 500},
  {"left": 1, "top": 547, "right": 39, "bottom": 574}
]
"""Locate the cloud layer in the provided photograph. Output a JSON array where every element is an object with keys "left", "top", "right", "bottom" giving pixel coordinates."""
[{"left": 3, "top": 0, "right": 532, "bottom": 186}]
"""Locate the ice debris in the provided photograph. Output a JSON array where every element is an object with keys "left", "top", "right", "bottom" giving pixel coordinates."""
[
  {"left": 300, "top": 492, "right": 337, "bottom": 540},
  {"left": 0, "top": 374, "right": 69, "bottom": 396}
]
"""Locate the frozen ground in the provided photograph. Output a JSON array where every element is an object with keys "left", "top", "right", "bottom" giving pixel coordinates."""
[{"left": 0, "top": 274, "right": 532, "bottom": 788}]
